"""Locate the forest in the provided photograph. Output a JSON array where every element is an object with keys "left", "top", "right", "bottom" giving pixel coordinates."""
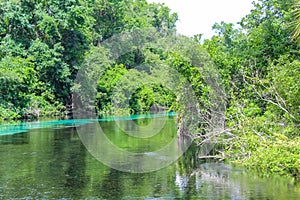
[{"left": 0, "top": 0, "right": 299, "bottom": 180}]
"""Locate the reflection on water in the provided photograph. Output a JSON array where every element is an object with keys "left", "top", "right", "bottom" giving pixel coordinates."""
[
  {"left": 0, "top": 117, "right": 300, "bottom": 199},
  {"left": 0, "top": 112, "right": 177, "bottom": 136}
]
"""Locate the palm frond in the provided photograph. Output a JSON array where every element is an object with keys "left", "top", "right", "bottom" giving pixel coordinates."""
[{"left": 291, "top": 0, "right": 300, "bottom": 41}]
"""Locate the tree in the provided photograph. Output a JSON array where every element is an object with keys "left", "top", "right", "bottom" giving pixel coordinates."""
[{"left": 291, "top": 0, "right": 300, "bottom": 42}]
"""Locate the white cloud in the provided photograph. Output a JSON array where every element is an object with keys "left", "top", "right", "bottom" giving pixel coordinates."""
[{"left": 147, "top": 0, "right": 255, "bottom": 38}]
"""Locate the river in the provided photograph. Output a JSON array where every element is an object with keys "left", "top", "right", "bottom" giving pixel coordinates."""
[{"left": 0, "top": 116, "right": 300, "bottom": 199}]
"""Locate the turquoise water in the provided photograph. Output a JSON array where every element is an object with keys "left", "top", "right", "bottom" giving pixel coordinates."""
[
  {"left": 1, "top": 116, "right": 300, "bottom": 199},
  {"left": 0, "top": 112, "right": 177, "bottom": 136}
]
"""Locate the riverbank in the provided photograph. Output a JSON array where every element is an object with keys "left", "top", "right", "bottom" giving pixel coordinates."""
[
  {"left": 215, "top": 116, "right": 300, "bottom": 182},
  {"left": 227, "top": 134, "right": 300, "bottom": 181},
  {"left": 0, "top": 101, "right": 67, "bottom": 121}
]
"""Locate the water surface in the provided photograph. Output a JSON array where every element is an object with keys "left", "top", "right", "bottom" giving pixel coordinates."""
[{"left": 0, "top": 117, "right": 300, "bottom": 199}]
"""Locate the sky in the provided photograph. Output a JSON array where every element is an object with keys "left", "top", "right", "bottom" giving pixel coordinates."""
[{"left": 147, "top": 0, "right": 255, "bottom": 39}]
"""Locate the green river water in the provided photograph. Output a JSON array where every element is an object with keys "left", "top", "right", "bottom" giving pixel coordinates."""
[{"left": 0, "top": 115, "right": 300, "bottom": 199}]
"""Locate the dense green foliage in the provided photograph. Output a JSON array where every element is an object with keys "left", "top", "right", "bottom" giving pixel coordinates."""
[
  {"left": 83, "top": 34, "right": 214, "bottom": 120},
  {"left": 203, "top": 0, "right": 300, "bottom": 180},
  {"left": 0, "top": 0, "right": 179, "bottom": 119}
]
